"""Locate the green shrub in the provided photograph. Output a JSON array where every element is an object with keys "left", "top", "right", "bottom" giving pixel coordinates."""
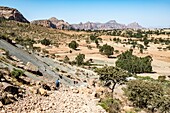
[
  {"left": 90, "top": 35, "right": 97, "bottom": 41},
  {"left": 158, "top": 76, "right": 166, "bottom": 82},
  {"left": 11, "top": 68, "right": 24, "bottom": 78},
  {"left": 40, "top": 38, "right": 51, "bottom": 46},
  {"left": 125, "top": 80, "right": 164, "bottom": 112},
  {"left": 99, "top": 98, "right": 121, "bottom": 113},
  {"left": 68, "top": 40, "right": 79, "bottom": 50},
  {"left": 75, "top": 53, "right": 85, "bottom": 66}
]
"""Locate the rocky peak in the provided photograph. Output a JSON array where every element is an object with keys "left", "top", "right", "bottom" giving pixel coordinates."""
[
  {"left": 49, "top": 17, "right": 58, "bottom": 21},
  {"left": 106, "top": 20, "right": 117, "bottom": 24},
  {"left": 31, "top": 17, "right": 72, "bottom": 30},
  {"left": 127, "top": 22, "right": 143, "bottom": 29},
  {"left": 0, "top": 6, "right": 29, "bottom": 23}
]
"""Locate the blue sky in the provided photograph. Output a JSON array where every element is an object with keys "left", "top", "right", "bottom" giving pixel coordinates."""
[{"left": 0, "top": 0, "right": 170, "bottom": 27}]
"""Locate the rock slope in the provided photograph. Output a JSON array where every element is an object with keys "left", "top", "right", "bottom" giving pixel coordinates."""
[
  {"left": 1, "top": 86, "right": 106, "bottom": 113},
  {"left": 0, "top": 6, "right": 29, "bottom": 23}
]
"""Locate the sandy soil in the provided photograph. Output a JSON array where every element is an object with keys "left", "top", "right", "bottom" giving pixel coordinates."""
[{"left": 34, "top": 34, "right": 170, "bottom": 80}]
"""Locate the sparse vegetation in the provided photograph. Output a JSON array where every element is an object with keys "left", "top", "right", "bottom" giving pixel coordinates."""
[
  {"left": 99, "top": 98, "right": 121, "bottom": 113},
  {"left": 124, "top": 80, "right": 170, "bottom": 113}
]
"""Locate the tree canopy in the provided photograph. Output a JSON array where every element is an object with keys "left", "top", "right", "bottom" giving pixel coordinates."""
[
  {"left": 116, "top": 50, "right": 152, "bottom": 73},
  {"left": 99, "top": 44, "right": 114, "bottom": 57},
  {"left": 68, "top": 40, "right": 79, "bottom": 50},
  {"left": 95, "top": 66, "right": 132, "bottom": 92},
  {"left": 75, "top": 53, "right": 85, "bottom": 66}
]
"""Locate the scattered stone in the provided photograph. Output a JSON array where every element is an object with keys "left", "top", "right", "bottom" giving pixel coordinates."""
[
  {"left": 72, "top": 88, "right": 79, "bottom": 93},
  {"left": 7, "top": 94, "right": 13, "bottom": 98},
  {"left": 38, "top": 88, "right": 47, "bottom": 96},
  {"left": 0, "top": 101, "right": 3, "bottom": 108}
]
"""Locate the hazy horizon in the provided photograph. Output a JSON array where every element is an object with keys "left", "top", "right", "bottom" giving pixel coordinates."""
[{"left": 1, "top": 0, "right": 170, "bottom": 28}]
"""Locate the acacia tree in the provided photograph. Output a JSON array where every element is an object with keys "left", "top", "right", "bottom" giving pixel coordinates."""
[
  {"left": 95, "top": 66, "right": 132, "bottom": 92},
  {"left": 99, "top": 44, "right": 114, "bottom": 57},
  {"left": 75, "top": 53, "right": 85, "bottom": 66},
  {"left": 116, "top": 50, "right": 152, "bottom": 73},
  {"left": 68, "top": 40, "right": 79, "bottom": 50}
]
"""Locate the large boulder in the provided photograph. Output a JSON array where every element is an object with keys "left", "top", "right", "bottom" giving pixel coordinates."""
[
  {"left": 25, "top": 62, "right": 38, "bottom": 72},
  {"left": 38, "top": 88, "right": 47, "bottom": 96},
  {"left": 1, "top": 92, "right": 15, "bottom": 105},
  {"left": 4, "top": 85, "right": 19, "bottom": 95}
]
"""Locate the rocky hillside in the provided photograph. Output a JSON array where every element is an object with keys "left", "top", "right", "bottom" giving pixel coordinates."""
[
  {"left": 0, "top": 6, "right": 29, "bottom": 23},
  {"left": 0, "top": 47, "right": 106, "bottom": 113},
  {"left": 72, "top": 20, "right": 143, "bottom": 30},
  {"left": 31, "top": 17, "right": 72, "bottom": 30},
  {"left": 127, "top": 22, "right": 143, "bottom": 29}
]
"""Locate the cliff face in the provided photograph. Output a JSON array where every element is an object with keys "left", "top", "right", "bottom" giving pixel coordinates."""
[
  {"left": 0, "top": 6, "right": 29, "bottom": 23},
  {"left": 31, "top": 17, "right": 72, "bottom": 30}
]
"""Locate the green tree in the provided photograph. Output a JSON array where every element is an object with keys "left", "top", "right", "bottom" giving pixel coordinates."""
[
  {"left": 99, "top": 44, "right": 114, "bottom": 57},
  {"left": 125, "top": 80, "right": 166, "bottom": 112},
  {"left": 116, "top": 50, "right": 152, "bottom": 73},
  {"left": 95, "top": 66, "right": 132, "bottom": 92},
  {"left": 75, "top": 53, "right": 85, "bottom": 66},
  {"left": 40, "top": 38, "right": 51, "bottom": 46},
  {"left": 90, "top": 35, "right": 97, "bottom": 41},
  {"left": 68, "top": 40, "right": 79, "bottom": 50},
  {"left": 11, "top": 68, "right": 24, "bottom": 78},
  {"left": 143, "top": 38, "right": 149, "bottom": 47},
  {"left": 95, "top": 39, "right": 99, "bottom": 48}
]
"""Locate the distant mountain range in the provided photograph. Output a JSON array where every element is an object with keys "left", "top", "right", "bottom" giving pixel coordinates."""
[
  {"left": 72, "top": 20, "right": 143, "bottom": 30},
  {"left": 0, "top": 6, "right": 143, "bottom": 30},
  {"left": 31, "top": 18, "right": 143, "bottom": 30}
]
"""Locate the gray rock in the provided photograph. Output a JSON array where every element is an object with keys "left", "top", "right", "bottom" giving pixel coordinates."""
[{"left": 25, "top": 62, "right": 39, "bottom": 72}]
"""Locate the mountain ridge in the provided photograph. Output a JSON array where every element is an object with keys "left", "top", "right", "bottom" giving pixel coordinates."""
[{"left": 0, "top": 6, "right": 29, "bottom": 23}]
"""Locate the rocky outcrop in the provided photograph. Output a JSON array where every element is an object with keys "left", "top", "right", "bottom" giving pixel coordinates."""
[
  {"left": 25, "top": 62, "right": 39, "bottom": 72},
  {"left": 31, "top": 17, "right": 72, "bottom": 30},
  {"left": 0, "top": 6, "right": 29, "bottom": 23},
  {"left": 127, "top": 22, "right": 143, "bottom": 29}
]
